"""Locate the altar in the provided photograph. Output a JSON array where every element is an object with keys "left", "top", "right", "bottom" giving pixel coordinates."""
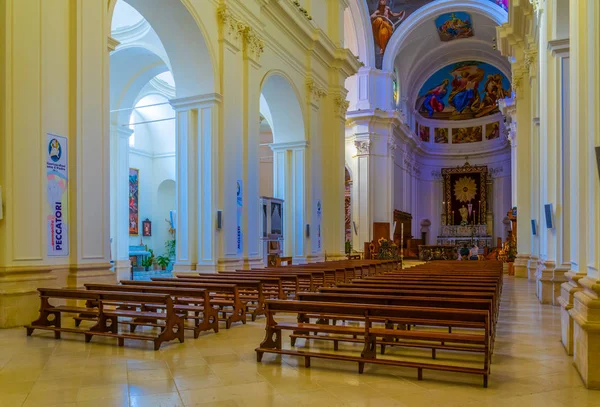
[
  {"left": 418, "top": 245, "right": 458, "bottom": 261},
  {"left": 437, "top": 225, "right": 492, "bottom": 248}
]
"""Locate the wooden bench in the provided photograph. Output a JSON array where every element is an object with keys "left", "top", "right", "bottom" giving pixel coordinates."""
[
  {"left": 120, "top": 280, "right": 246, "bottom": 329},
  {"left": 256, "top": 299, "right": 490, "bottom": 387},
  {"left": 82, "top": 283, "right": 219, "bottom": 337},
  {"left": 168, "top": 277, "right": 268, "bottom": 321},
  {"left": 295, "top": 291, "right": 495, "bottom": 354},
  {"left": 25, "top": 288, "right": 184, "bottom": 350}
]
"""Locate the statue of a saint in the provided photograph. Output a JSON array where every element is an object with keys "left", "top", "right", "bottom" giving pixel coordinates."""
[{"left": 459, "top": 205, "right": 469, "bottom": 223}]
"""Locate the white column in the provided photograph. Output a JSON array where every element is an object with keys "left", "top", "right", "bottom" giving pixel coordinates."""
[
  {"left": 270, "top": 142, "right": 308, "bottom": 261},
  {"left": 170, "top": 94, "right": 221, "bottom": 272},
  {"left": 110, "top": 125, "right": 133, "bottom": 280}
]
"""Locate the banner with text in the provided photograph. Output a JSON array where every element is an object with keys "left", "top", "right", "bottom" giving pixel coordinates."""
[{"left": 46, "top": 133, "right": 69, "bottom": 256}]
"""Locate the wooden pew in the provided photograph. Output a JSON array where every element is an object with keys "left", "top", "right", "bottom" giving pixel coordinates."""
[
  {"left": 25, "top": 288, "right": 184, "bottom": 350},
  {"left": 165, "top": 277, "right": 267, "bottom": 321},
  {"left": 82, "top": 283, "right": 219, "bottom": 337},
  {"left": 177, "top": 274, "right": 285, "bottom": 299},
  {"left": 120, "top": 280, "right": 246, "bottom": 329},
  {"left": 295, "top": 291, "right": 495, "bottom": 355},
  {"left": 256, "top": 299, "right": 490, "bottom": 387}
]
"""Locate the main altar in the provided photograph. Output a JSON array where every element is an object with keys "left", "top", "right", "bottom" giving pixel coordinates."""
[
  {"left": 419, "top": 162, "right": 493, "bottom": 261},
  {"left": 437, "top": 225, "right": 492, "bottom": 248}
]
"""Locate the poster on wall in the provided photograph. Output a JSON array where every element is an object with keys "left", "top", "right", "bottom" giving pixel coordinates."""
[
  {"left": 317, "top": 200, "right": 322, "bottom": 250},
  {"left": 236, "top": 180, "right": 243, "bottom": 254},
  {"left": 46, "top": 133, "right": 69, "bottom": 256},
  {"left": 129, "top": 168, "right": 139, "bottom": 235}
]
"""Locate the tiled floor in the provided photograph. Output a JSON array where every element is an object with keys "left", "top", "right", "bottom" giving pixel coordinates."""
[{"left": 1, "top": 276, "right": 597, "bottom": 407}]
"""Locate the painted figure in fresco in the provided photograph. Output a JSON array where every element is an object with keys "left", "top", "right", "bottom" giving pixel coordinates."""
[
  {"left": 487, "top": 123, "right": 500, "bottom": 139},
  {"left": 448, "top": 65, "right": 484, "bottom": 114},
  {"left": 371, "top": 0, "right": 406, "bottom": 55},
  {"left": 419, "top": 79, "right": 449, "bottom": 117},
  {"left": 437, "top": 13, "right": 473, "bottom": 41}
]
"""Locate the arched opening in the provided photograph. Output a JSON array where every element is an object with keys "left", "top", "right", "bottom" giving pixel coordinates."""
[
  {"left": 109, "top": 0, "right": 215, "bottom": 277},
  {"left": 259, "top": 73, "right": 307, "bottom": 261},
  {"left": 258, "top": 113, "right": 274, "bottom": 197}
]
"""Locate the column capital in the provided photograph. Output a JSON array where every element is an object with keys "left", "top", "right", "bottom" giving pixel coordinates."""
[
  {"left": 110, "top": 125, "right": 134, "bottom": 139},
  {"left": 548, "top": 38, "right": 570, "bottom": 58},
  {"left": 107, "top": 36, "right": 120, "bottom": 53},
  {"left": 354, "top": 139, "right": 370, "bottom": 157},
  {"left": 306, "top": 78, "right": 328, "bottom": 109},
  {"left": 169, "top": 93, "right": 223, "bottom": 112},
  {"left": 269, "top": 141, "right": 309, "bottom": 152}
]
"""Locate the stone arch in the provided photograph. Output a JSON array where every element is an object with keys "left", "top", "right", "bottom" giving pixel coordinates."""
[
  {"left": 381, "top": 0, "right": 508, "bottom": 72},
  {"left": 108, "top": 0, "right": 217, "bottom": 97},
  {"left": 260, "top": 71, "right": 306, "bottom": 144}
]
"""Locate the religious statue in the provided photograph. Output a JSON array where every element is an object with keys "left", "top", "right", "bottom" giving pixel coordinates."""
[{"left": 459, "top": 205, "right": 469, "bottom": 223}]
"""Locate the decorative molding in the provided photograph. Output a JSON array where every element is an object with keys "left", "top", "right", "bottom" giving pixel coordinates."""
[
  {"left": 387, "top": 137, "right": 398, "bottom": 153},
  {"left": 107, "top": 36, "right": 121, "bottom": 52},
  {"left": 512, "top": 72, "right": 523, "bottom": 95},
  {"left": 524, "top": 48, "right": 538, "bottom": 73},
  {"left": 489, "top": 166, "right": 504, "bottom": 177},
  {"left": 306, "top": 79, "right": 327, "bottom": 107},
  {"left": 270, "top": 140, "right": 309, "bottom": 151},
  {"left": 111, "top": 19, "right": 151, "bottom": 44},
  {"left": 354, "top": 140, "right": 370, "bottom": 156},
  {"left": 217, "top": 5, "right": 246, "bottom": 49},
  {"left": 244, "top": 28, "right": 265, "bottom": 62},
  {"left": 548, "top": 38, "right": 570, "bottom": 58},
  {"left": 169, "top": 93, "right": 223, "bottom": 111},
  {"left": 334, "top": 95, "right": 350, "bottom": 117},
  {"left": 290, "top": 0, "right": 313, "bottom": 21},
  {"left": 529, "top": 0, "right": 542, "bottom": 13}
]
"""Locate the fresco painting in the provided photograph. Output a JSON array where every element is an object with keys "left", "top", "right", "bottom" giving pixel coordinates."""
[
  {"left": 367, "top": 0, "right": 434, "bottom": 69},
  {"left": 435, "top": 12, "right": 473, "bottom": 42},
  {"left": 435, "top": 128, "right": 449, "bottom": 144},
  {"left": 486, "top": 121, "right": 501, "bottom": 140},
  {"left": 453, "top": 126, "right": 483, "bottom": 144},
  {"left": 419, "top": 124, "right": 430, "bottom": 142},
  {"left": 416, "top": 61, "right": 511, "bottom": 120}
]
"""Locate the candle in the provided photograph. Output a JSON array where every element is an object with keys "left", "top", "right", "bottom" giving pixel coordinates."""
[
  {"left": 474, "top": 210, "right": 476, "bottom": 226},
  {"left": 452, "top": 211, "right": 455, "bottom": 225},
  {"left": 478, "top": 200, "right": 481, "bottom": 223}
]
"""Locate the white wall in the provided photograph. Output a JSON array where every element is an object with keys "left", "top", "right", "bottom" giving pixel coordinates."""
[{"left": 259, "top": 122, "right": 274, "bottom": 197}]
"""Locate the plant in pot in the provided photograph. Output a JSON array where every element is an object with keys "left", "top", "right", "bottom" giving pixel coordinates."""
[
  {"left": 156, "top": 255, "right": 170, "bottom": 271},
  {"left": 345, "top": 240, "right": 352, "bottom": 256}
]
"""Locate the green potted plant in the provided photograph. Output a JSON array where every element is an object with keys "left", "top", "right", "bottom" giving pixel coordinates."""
[
  {"left": 142, "top": 249, "right": 155, "bottom": 271},
  {"left": 345, "top": 240, "right": 352, "bottom": 256},
  {"left": 156, "top": 255, "right": 170, "bottom": 271}
]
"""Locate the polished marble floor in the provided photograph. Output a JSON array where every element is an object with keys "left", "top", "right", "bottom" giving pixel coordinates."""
[{"left": 0, "top": 276, "right": 597, "bottom": 407}]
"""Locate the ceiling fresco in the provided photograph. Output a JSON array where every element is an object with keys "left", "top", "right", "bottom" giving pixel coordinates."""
[
  {"left": 366, "top": 0, "right": 508, "bottom": 69},
  {"left": 435, "top": 12, "right": 473, "bottom": 41},
  {"left": 415, "top": 61, "right": 511, "bottom": 120}
]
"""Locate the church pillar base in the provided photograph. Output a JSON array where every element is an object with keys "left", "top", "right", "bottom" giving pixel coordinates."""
[
  {"left": 242, "top": 257, "right": 265, "bottom": 270},
  {"left": 570, "top": 278, "right": 600, "bottom": 389},
  {"left": 502, "top": 262, "right": 509, "bottom": 274},
  {"left": 66, "top": 263, "right": 116, "bottom": 288},
  {"left": 514, "top": 254, "right": 530, "bottom": 278},
  {"left": 559, "top": 272, "right": 585, "bottom": 355},
  {"left": 535, "top": 260, "right": 558, "bottom": 305},
  {"left": 217, "top": 258, "right": 244, "bottom": 272},
  {"left": 173, "top": 263, "right": 196, "bottom": 273},
  {"left": 528, "top": 255, "right": 538, "bottom": 281},
  {"left": 325, "top": 252, "right": 347, "bottom": 261},
  {"left": 113, "top": 260, "right": 131, "bottom": 282},
  {"left": 0, "top": 266, "right": 57, "bottom": 328}
]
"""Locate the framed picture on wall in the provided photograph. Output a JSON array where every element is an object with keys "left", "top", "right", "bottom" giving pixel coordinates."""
[{"left": 142, "top": 219, "right": 152, "bottom": 237}]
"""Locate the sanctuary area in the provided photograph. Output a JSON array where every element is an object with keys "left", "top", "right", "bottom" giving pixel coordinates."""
[{"left": 1, "top": 0, "right": 599, "bottom": 405}]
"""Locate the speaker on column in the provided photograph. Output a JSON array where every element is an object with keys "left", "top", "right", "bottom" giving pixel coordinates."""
[
  {"left": 306, "top": 224, "right": 310, "bottom": 237},
  {"left": 216, "top": 210, "right": 222, "bottom": 229}
]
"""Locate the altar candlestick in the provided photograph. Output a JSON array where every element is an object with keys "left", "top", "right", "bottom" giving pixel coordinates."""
[
  {"left": 474, "top": 210, "right": 477, "bottom": 226},
  {"left": 478, "top": 200, "right": 481, "bottom": 223},
  {"left": 452, "top": 211, "right": 455, "bottom": 225}
]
